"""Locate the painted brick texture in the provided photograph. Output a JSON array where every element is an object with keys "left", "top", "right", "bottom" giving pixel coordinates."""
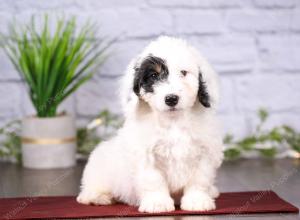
[{"left": 0, "top": 0, "right": 299, "bottom": 137}]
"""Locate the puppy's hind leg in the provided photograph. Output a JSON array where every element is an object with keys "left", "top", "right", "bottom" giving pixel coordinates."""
[
  {"left": 77, "top": 171, "right": 114, "bottom": 205},
  {"left": 77, "top": 189, "right": 114, "bottom": 205},
  {"left": 208, "top": 185, "right": 220, "bottom": 199},
  {"left": 77, "top": 145, "right": 114, "bottom": 205}
]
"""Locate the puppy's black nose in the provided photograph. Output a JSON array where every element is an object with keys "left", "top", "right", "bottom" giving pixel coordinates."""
[{"left": 165, "top": 94, "right": 179, "bottom": 107}]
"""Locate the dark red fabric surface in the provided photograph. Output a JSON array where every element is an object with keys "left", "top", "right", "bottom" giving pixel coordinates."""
[{"left": 0, "top": 191, "right": 298, "bottom": 219}]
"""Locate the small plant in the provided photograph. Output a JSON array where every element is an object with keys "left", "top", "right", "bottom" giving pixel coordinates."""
[
  {"left": 224, "top": 109, "right": 300, "bottom": 160},
  {"left": 1, "top": 15, "right": 111, "bottom": 117}
]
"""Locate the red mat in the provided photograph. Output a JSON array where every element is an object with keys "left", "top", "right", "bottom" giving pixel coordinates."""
[{"left": 0, "top": 191, "right": 298, "bottom": 219}]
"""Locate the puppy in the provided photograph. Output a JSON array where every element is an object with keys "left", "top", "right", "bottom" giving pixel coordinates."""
[{"left": 77, "top": 36, "right": 224, "bottom": 213}]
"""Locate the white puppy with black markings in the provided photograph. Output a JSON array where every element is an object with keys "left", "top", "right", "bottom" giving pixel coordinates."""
[{"left": 77, "top": 36, "right": 224, "bottom": 213}]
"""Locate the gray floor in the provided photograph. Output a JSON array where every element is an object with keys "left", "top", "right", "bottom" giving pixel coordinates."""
[{"left": 0, "top": 159, "right": 299, "bottom": 219}]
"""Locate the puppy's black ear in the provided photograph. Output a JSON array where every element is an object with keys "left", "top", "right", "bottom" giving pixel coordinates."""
[
  {"left": 133, "top": 66, "right": 141, "bottom": 97},
  {"left": 198, "top": 72, "right": 210, "bottom": 108}
]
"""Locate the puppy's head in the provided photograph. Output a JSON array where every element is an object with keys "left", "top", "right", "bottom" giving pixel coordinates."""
[{"left": 130, "top": 36, "right": 218, "bottom": 114}]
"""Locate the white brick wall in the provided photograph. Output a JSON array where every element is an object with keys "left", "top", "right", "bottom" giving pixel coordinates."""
[{"left": 0, "top": 0, "right": 300, "bottom": 138}]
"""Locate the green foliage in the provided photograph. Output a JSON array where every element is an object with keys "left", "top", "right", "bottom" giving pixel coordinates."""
[
  {"left": 77, "top": 110, "right": 122, "bottom": 156},
  {"left": 237, "top": 136, "right": 258, "bottom": 151},
  {"left": 258, "top": 148, "right": 277, "bottom": 158},
  {"left": 223, "top": 134, "right": 233, "bottom": 145},
  {"left": 0, "top": 15, "right": 112, "bottom": 117},
  {"left": 256, "top": 108, "right": 269, "bottom": 133},
  {"left": 258, "top": 108, "right": 268, "bottom": 123},
  {"left": 77, "top": 127, "right": 101, "bottom": 156},
  {"left": 224, "top": 108, "right": 300, "bottom": 160},
  {"left": 280, "top": 125, "right": 300, "bottom": 152},
  {"left": 224, "top": 148, "right": 241, "bottom": 160},
  {"left": 0, "top": 121, "right": 22, "bottom": 163},
  {"left": 97, "top": 110, "right": 123, "bottom": 128}
]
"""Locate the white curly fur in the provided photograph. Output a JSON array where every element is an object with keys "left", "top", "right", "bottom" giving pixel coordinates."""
[{"left": 77, "top": 36, "right": 224, "bottom": 213}]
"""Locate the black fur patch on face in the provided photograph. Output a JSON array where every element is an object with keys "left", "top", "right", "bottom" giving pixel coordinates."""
[
  {"left": 133, "top": 55, "right": 168, "bottom": 96},
  {"left": 198, "top": 72, "right": 210, "bottom": 108}
]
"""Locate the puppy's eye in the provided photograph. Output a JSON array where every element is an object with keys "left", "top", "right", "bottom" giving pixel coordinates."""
[
  {"left": 181, "top": 70, "right": 188, "bottom": 76},
  {"left": 149, "top": 72, "right": 159, "bottom": 80}
]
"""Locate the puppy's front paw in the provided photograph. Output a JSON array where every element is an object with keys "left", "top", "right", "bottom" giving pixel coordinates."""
[
  {"left": 181, "top": 191, "right": 215, "bottom": 211},
  {"left": 77, "top": 191, "right": 113, "bottom": 205},
  {"left": 139, "top": 193, "right": 175, "bottom": 213}
]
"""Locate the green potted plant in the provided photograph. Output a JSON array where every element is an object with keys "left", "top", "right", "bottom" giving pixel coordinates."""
[{"left": 0, "top": 16, "right": 110, "bottom": 169}]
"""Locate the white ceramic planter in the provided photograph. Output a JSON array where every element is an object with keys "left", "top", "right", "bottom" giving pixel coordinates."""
[{"left": 21, "top": 114, "right": 76, "bottom": 169}]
